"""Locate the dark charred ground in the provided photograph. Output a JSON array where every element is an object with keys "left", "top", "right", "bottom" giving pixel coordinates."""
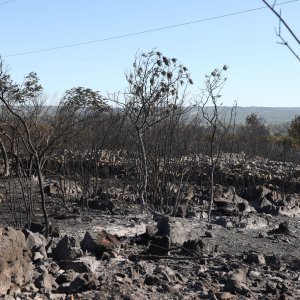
[{"left": 0, "top": 156, "right": 300, "bottom": 299}]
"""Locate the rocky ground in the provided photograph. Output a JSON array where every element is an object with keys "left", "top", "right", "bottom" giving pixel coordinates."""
[{"left": 0, "top": 156, "right": 300, "bottom": 299}]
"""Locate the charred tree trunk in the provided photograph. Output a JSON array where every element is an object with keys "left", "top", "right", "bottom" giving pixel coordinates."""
[{"left": 0, "top": 137, "right": 9, "bottom": 176}]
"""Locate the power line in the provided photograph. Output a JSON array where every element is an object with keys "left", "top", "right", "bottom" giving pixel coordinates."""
[
  {"left": 0, "top": 0, "right": 16, "bottom": 6},
  {"left": 4, "top": 0, "right": 299, "bottom": 58}
]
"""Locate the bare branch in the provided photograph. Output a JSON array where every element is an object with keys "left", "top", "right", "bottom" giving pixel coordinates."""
[
  {"left": 262, "top": 0, "right": 300, "bottom": 45},
  {"left": 277, "top": 34, "right": 300, "bottom": 62},
  {"left": 263, "top": 0, "right": 300, "bottom": 61}
]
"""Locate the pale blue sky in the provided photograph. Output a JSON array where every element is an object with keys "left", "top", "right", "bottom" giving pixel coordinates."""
[{"left": 1, "top": 0, "right": 299, "bottom": 106}]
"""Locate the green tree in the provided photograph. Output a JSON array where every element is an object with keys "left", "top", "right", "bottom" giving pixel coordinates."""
[
  {"left": 238, "top": 113, "right": 269, "bottom": 157},
  {"left": 288, "top": 115, "right": 300, "bottom": 143}
]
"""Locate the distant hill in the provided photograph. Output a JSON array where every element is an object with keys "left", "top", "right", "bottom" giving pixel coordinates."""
[
  {"left": 6, "top": 105, "right": 297, "bottom": 126},
  {"left": 187, "top": 107, "right": 300, "bottom": 125},
  {"left": 233, "top": 107, "right": 300, "bottom": 124}
]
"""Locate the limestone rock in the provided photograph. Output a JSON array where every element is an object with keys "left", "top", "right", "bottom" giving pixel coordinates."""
[
  {"left": 175, "top": 204, "right": 187, "bottom": 218},
  {"left": 55, "top": 269, "right": 77, "bottom": 285},
  {"left": 80, "top": 230, "right": 121, "bottom": 257},
  {"left": 24, "top": 230, "right": 48, "bottom": 259},
  {"left": 182, "top": 238, "right": 213, "bottom": 254},
  {"left": 266, "top": 254, "right": 282, "bottom": 270},
  {"left": 23, "top": 222, "right": 44, "bottom": 234},
  {"left": 34, "top": 271, "right": 58, "bottom": 291},
  {"left": 52, "top": 235, "right": 82, "bottom": 261},
  {"left": 148, "top": 235, "right": 171, "bottom": 255},
  {"left": 57, "top": 259, "right": 92, "bottom": 273},
  {"left": 156, "top": 216, "right": 197, "bottom": 245},
  {"left": 0, "top": 227, "right": 33, "bottom": 295},
  {"left": 58, "top": 272, "right": 99, "bottom": 294},
  {"left": 244, "top": 252, "right": 266, "bottom": 265},
  {"left": 217, "top": 292, "right": 236, "bottom": 300}
]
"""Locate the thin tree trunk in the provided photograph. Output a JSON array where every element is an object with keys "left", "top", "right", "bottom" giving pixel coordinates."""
[
  {"left": 94, "top": 159, "right": 98, "bottom": 196},
  {"left": 0, "top": 137, "right": 9, "bottom": 176},
  {"left": 36, "top": 157, "right": 49, "bottom": 237},
  {"left": 208, "top": 165, "right": 215, "bottom": 222},
  {"left": 137, "top": 130, "right": 147, "bottom": 214}
]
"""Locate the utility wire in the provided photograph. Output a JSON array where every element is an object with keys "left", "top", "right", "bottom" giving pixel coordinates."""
[
  {"left": 4, "top": 0, "right": 299, "bottom": 58},
  {"left": 0, "top": 0, "right": 16, "bottom": 6}
]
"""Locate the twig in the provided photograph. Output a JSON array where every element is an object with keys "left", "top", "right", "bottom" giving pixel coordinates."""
[
  {"left": 262, "top": 0, "right": 300, "bottom": 45},
  {"left": 129, "top": 254, "right": 219, "bottom": 261},
  {"left": 263, "top": 0, "right": 300, "bottom": 62},
  {"left": 277, "top": 34, "right": 300, "bottom": 62}
]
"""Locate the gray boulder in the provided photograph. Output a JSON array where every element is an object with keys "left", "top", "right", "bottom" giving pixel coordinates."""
[
  {"left": 34, "top": 271, "right": 58, "bottom": 291},
  {"left": 24, "top": 230, "right": 48, "bottom": 259},
  {"left": 64, "top": 272, "right": 99, "bottom": 294},
  {"left": 156, "top": 216, "right": 198, "bottom": 245},
  {"left": 80, "top": 230, "right": 121, "bottom": 257},
  {"left": 148, "top": 236, "right": 171, "bottom": 255},
  {"left": 52, "top": 235, "right": 82, "bottom": 261},
  {"left": 0, "top": 227, "right": 33, "bottom": 295}
]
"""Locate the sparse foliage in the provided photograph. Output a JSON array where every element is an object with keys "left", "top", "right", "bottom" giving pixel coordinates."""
[
  {"left": 125, "top": 50, "right": 193, "bottom": 213},
  {"left": 196, "top": 65, "right": 236, "bottom": 221},
  {"left": 61, "top": 87, "right": 109, "bottom": 111},
  {"left": 239, "top": 113, "right": 269, "bottom": 157},
  {"left": 0, "top": 58, "right": 110, "bottom": 234},
  {"left": 289, "top": 115, "right": 300, "bottom": 143}
]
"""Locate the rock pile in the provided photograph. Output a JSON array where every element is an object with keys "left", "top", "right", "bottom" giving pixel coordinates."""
[
  {"left": 0, "top": 205, "right": 300, "bottom": 300},
  {"left": 1, "top": 154, "right": 300, "bottom": 299}
]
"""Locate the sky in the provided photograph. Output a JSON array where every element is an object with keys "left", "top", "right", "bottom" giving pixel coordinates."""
[{"left": 1, "top": 0, "right": 299, "bottom": 107}]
